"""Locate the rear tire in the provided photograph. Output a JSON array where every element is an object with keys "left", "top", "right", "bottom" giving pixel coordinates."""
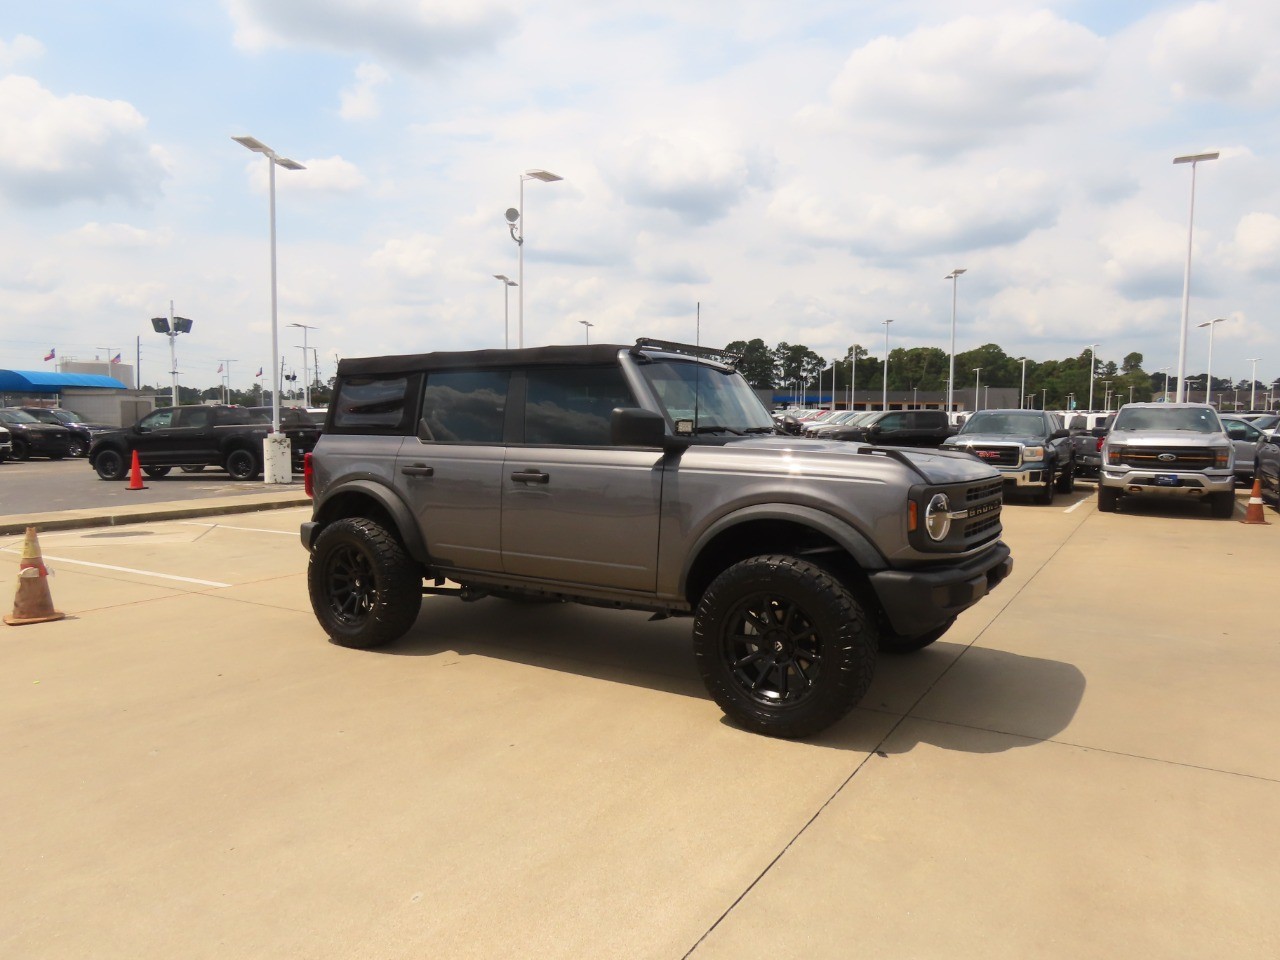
[
  {"left": 1055, "top": 461, "right": 1075, "bottom": 493},
  {"left": 225, "top": 448, "right": 260, "bottom": 481},
  {"left": 308, "top": 518, "right": 423, "bottom": 649},
  {"left": 180, "top": 464, "right": 206, "bottom": 473},
  {"left": 692, "top": 555, "right": 877, "bottom": 739},
  {"left": 94, "top": 449, "right": 127, "bottom": 481},
  {"left": 12, "top": 439, "right": 29, "bottom": 460},
  {"left": 1097, "top": 485, "right": 1120, "bottom": 512},
  {"left": 143, "top": 466, "right": 171, "bottom": 479}
]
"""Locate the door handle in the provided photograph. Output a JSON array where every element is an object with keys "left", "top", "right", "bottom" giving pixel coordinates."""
[
  {"left": 510, "top": 469, "right": 549, "bottom": 484},
  {"left": 400, "top": 463, "right": 435, "bottom": 477}
]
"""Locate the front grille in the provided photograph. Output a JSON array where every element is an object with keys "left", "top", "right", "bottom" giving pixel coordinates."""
[
  {"left": 964, "top": 444, "right": 1020, "bottom": 466},
  {"left": 958, "top": 478, "right": 1003, "bottom": 548},
  {"left": 1112, "top": 446, "right": 1216, "bottom": 471},
  {"left": 966, "top": 479, "right": 1004, "bottom": 503}
]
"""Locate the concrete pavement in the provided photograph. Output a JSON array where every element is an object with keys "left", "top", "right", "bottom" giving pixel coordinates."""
[{"left": 0, "top": 490, "right": 1277, "bottom": 959}]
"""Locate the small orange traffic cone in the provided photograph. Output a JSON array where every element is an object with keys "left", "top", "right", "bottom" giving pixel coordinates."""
[
  {"left": 126, "top": 449, "right": 147, "bottom": 491},
  {"left": 1240, "top": 476, "right": 1270, "bottom": 525},
  {"left": 4, "top": 526, "right": 65, "bottom": 626}
]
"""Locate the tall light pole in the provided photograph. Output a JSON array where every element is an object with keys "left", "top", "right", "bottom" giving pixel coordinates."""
[
  {"left": 1247, "top": 357, "right": 1261, "bottom": 410},
  {"left": 578, "top": 319, "right": 594, "bottom": 343},
  {"left": 1198, "top": 317, "right": 1228, "bottom": 407},
  {"left": 506, "top": 169, "right": 563, "bottom": 349},
  {"left": 493, "top": 274, "right": 517, "bottom": 348},
  {"left": 289, "top": 322, "right": 317, "bottom": 407},
  {"left": 1155, "top": 367, "right": 1170, "bottom": 400},
  {"left": 1018, "top": 357, "right": 1028, "bottom": 410},
  {"left": 973, "top": 367, "right": 982, "bottom": 411},
  {"left": 233, "top": 135, "right": 305, "bottom": 484},
  {"left": 149, "top": 303, "right": 192, "bottom": 407},
  {"left": 1174, "top": 151, "right": 1220, "bottom": 402},
  {"left": 881, "top": 319, "right": 894, "bottom": 410},
  {"left": 945, "top": 268, "right": 966, "bottom": 414},
  {"left": 848, "top": 345, "right": 858, "bottom": 410}
]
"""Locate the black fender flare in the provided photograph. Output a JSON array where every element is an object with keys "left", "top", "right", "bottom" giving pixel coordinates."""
[
  {"left": 679, "top": 502, "right": 887, "bottom": 596},
  {"left": 310, "top": 479, "right": 429, "bottom": 564}
]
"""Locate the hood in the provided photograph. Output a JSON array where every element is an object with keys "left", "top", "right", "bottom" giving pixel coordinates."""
[
  {"left": 946, "top": 432, "right": 1047, "bottom": 446},
  {"left": 699, "top": 435, "right": 1000, "bottom": 485},
  {"left": 1107, "top": 428, "right": 1227, "bottom": 445}
]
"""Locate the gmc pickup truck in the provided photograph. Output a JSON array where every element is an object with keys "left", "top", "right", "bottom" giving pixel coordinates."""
[{"left": 942, "top": 409, "right": 1075, "bottom": 504}]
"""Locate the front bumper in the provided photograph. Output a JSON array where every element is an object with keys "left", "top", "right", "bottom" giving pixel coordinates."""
[
  {"left": 869, "top": 541, "right": 1013, "bottom": 638},
  {"left": 1099, "top": 468, "right": 1235, "bottom": 497},
  {"left": 995, "top": 464, "right": 1050, "bottom": 488}
]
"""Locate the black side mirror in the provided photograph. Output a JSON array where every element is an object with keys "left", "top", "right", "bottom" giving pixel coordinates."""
[
  {"left": 610, "top": 407, "right": 669, "bottom": 448},
  {"left": 1050, "top": 428, "right": 1069, "bottom": 440}
]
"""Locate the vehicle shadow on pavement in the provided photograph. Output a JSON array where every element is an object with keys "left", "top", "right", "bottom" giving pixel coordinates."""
[
  {"left": 382, "top": 599, "right": 1086, "bottom": 756},
  {"left": 1100, "top": 494, "right": 1241, "bottom": 521}
]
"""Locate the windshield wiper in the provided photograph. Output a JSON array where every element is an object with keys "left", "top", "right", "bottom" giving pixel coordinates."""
[
  {"left": 742, "top": 426, "right": 777, "bottom": 434},
  {"left": 693, "top": 423, "right": 743, "bottom": 436}
]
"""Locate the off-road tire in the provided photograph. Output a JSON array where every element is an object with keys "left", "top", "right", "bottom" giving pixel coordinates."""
[
  {"left": 1210, "top": 491, "right": 1236, "bottom": 519},
  {"left": 225, "top": 448, "right": 260, "bottom": 481},
  {"left": 143, "top": 466, "right": 171, "bottom": 479},
  {"left": 1055, "top": 461, "right": 1075, "bottom": 493},
  {"left": 880, "top": 616, "right": 956, "bottom": 654},
  {"left": 692, "top": 555, "right": 877, "bottom": 739},
  {"left": 94, "top": 449, "right": 127, "bottom": 480},
  {"left": 308, "top": 517, "right": 422, "bottom": 649},
  {"left": 1097, "top": 485, "right": 1120, "bottom": 512}
]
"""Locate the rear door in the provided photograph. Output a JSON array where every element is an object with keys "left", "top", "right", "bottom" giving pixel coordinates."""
[{"left": 500, "top": 364, "right": 663, "bottom": 592}]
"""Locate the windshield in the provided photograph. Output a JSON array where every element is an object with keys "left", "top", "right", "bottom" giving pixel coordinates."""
[
  {"left": 642, "top": 359, "right": 775, "bottom": 435},
  {"left": 1112, "top": 407, "right": 1222, "bottom": 433},
  {"left": 0, "top": 410, "right": 39, "bottom": 423},
  {"left": 959, "top": 411, "right": 1046, "bottom": 435}
]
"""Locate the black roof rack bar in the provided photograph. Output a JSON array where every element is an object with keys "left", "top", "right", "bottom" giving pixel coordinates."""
[{"left": 630, "top": 338, "right": 742, "bottom": 367}]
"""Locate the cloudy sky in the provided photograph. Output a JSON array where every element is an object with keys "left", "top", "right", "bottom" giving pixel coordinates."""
[{"left": 2, "top": 0, "right": 1278, "bottom": 392}]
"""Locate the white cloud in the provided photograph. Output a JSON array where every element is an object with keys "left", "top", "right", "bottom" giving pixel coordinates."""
[
  {"left": 339, "top": 63, "right": 390, "bottom": 120},
  {"left": 1151, "top": 1, "right": 1280, "bottom": 102},
  {"left": 367, "top": 233, "right": 437, "bottom": 280},
  {"left": 247, "top": 155, "right": 367, "bottom": 193},
  {"left": 0, "top": 34, "right": 44, "bottom": 69},
  {"left": 71, "top": 222, "right": 173, "bottom": 248},
  {"left": 225, "top": 0, "right": 512, "bottom": 70},
  {"left": 0, "top": 76, "right": 168, "bottom": 207},
  {"left": 812, "top": 11, "right": 1106, "bottom": 157},
  {"left": 1225, "top": 212, "right": 1280, "bottom": 277}
]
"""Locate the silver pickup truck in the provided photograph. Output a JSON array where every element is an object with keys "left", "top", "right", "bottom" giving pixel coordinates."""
[{"left": 1097, "top": 403, "right": 1235, "bottom": 517}]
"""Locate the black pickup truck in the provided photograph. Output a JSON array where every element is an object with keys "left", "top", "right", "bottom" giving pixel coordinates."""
[
  {"left": 941, "top": 409, "right": 1076, "bottom": 504},
  {"left": 88, "top": 405, "right": 281, "bottom": 481}
]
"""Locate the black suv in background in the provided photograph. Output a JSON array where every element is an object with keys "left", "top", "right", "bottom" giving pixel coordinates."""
[
  {"left": 89, "top": 405, "right": 272, "bottom": 480},
  {"left": 11, "top": 407, "right": 112, "bottom": 458},
  {"left": 248, "top": 406, "right": 323, "bottom": 460},
  {"left": 821, "top": 409, "right": 955, "bottom": 447},
  {"left": 0, "top": 409, "right": 74, "bottom": 460}
]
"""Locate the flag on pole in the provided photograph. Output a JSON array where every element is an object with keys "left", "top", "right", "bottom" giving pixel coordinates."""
[
  {"left": 217, "top": 363, "right": 224, "bottom": 374},
  {"left": 44, "top": 348, "right": 55, "bottom": 361},
  {"left": 110, "top": 353, "right": 122, "bottom": 363},
  {"left": 255, "top": 367, "right": 263, "bottom": 377}
]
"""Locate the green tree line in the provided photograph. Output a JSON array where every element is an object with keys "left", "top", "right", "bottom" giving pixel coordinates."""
[{"left": 725, "top": 338, "right": 1276, "bottom": 409}]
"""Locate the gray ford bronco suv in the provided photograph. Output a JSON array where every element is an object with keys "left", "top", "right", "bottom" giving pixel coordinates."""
[{"left": 301, "top": 339, "right": 1013, "bottom": 738}]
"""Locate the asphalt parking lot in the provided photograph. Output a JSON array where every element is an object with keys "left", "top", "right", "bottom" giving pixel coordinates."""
[{"left": 1, "top": 490, "right": 1277, "bottom": 959}]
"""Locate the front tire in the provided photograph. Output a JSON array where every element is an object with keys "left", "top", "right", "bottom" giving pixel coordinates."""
[
  {"left": 12, "top": 439, "right": 29, "bottom": 460},
  {"left": 308, "top": 518, "right": 423, "bottom": 649},
  {"left": 225, "top": 448, "right": 260, "bottom": 481},
  {"left": 1097, "top": 485, "right": 1120, "bottom": 512},
  {"left": 692, "top": 555, "right": 877, "bottom": 739},
  {"left": 67, "top": 441, "right": 87, "bottom": 458},
  {"left": 1210, "top": 491, "right": 1236, "bottom": 519},
  {"left": 94, "top": 449, "right": 127, "bottom": 481},
  {"left": 1055, "top": 460, "right": 1075, "bottom": 493},
  {"left": 1037, "top": 472, "right": 1056, "bottom": 505}
]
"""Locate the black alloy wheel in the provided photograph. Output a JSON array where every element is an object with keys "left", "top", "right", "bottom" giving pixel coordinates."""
[
  {"left": 307, "top": 517, "right": 422, "bottom": 649},
  {"left": 693, "top": 555, "right": 876, "bottom": 738},
  {"left": 94, "top": 448, "right": 127, "bottom": 480},
  {"left": 67, "top": 440, "right": 87, "bottom": 458},
  {"left": 225, "top": 448, "right": 260, "bottom": 481}
]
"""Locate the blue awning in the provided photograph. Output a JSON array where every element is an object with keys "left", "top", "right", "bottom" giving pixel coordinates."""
[{"left": 0, "top": 370, "right": 128, "bottom": 392}]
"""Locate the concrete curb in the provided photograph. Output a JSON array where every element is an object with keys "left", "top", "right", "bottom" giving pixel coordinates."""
[{"left": 0, "top": 491, "right": 312, "bottom": 536}]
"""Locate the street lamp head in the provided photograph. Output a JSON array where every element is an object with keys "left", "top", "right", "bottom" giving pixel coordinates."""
[
  {"left": 945, "top": 268, "right": 967, "bottom": 279},
  {"left": 1197, "top": 317, "right": 1228, "bottom": 328},
  {"left": 150, "top": 317, "right": 170, "bottom": 334},
  {"left": 233, "top": 135, "right": 304, "bottom": 170},
  {"left": 172, "top": 316, "right": 193, "bottom": 334},
  {"left": 1173, "top": 152, "right": 1220, "bottom": 164},
  {"left": 523, "top": 169, "right": 563, "bottom": 182},
  {"left": 493, "top": 274, "right": 517, "bottom": 286},
  {"left": 276, "top": 158, "right": 305, "bottom": 171}
]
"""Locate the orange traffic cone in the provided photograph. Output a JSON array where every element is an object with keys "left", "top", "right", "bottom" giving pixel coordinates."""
[
  {"left": 4, "top": 526, "right": 65, "bottom": 626},
  {"left": 1240, "top": 476, "right": 1270, "bottom": 525},
  {"left": 126, "top": 449, "right": 147, "bottom": 491}
]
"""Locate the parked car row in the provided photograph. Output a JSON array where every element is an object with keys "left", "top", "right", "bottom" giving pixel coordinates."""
[{"left": 0, "top": 407, "right": 112, "bottom": 461}]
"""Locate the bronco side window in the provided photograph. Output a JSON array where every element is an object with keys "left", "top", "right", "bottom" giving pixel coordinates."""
[
  {"left": 420, "top": 370, "right": 510, "bottom": 443},
  {"left": 331, "top": 375, "right": 417, "bottom": 434},
  {"left": 523, "top": 365, "right": 634, "bottom": 445}
]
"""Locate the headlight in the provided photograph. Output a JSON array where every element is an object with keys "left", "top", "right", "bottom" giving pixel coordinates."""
[
  {"left": 1214, "top": 448, "right": 1231, "bottom": 468},
  {"left": 924, "top": 493, "right": 952, "bottom": 541},
  {"left": 1022, "top": 445, "right": 1046, "bottom": 461}
]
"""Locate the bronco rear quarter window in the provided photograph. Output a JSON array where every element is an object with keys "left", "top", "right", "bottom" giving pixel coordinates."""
[{"left": 331, "top": 375, "right": 419, "bottom": 434}]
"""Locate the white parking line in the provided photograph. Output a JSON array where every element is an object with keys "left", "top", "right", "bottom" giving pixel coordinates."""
[
  {"left": 37, "top": 555, "right": 231, "bottom": 588},
  {"left": 1064, "top": 497, "right": 1090, "bottom": 513},
  {"left": 179, "top": 521, "right": 297, "bottom": 536}
]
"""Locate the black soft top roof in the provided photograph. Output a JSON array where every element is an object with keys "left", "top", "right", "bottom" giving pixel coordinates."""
[{"left": 337, "top": 343, "right": 628, "bottom": 377}]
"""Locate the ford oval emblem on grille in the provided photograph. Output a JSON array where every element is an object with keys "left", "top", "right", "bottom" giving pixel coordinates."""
[{"left": 1157, "top": 453, "right": 1177, "bottom": 462}]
